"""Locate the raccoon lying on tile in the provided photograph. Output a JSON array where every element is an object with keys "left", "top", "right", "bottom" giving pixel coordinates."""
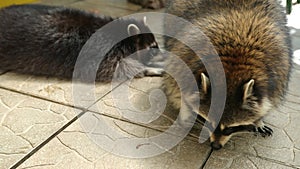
[{"left": 0, "top": 4, "right": 162, "bottom": 82}]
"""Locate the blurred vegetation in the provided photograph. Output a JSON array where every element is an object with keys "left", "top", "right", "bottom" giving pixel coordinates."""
[
  {"left": 0, "top": 0, "right": 37, "bottom": 8},
  {"left": 287, "top": 0, "right": 300, "bottom": 14}
]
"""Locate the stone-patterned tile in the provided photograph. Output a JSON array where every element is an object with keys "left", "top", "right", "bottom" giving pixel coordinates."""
[
  {"left": 204, "top": 151, "right": 295, "bottom": 169},
  {"left": 0, "top": 154, "right": 24, "bottom": 169},
  {"left": 0, "top": 89, "right": 79, "bottom": 168},
  {"left": 90, "top": 77, "right": 180, "bottom": 133},
  {"left": 20, "top": 113, "right": 211, "bottom": 169},
  {"left": 18, "top": 138, "right": 76, "bottom": 169},
  {"left": 0, "top": 126, "right": 32, "bottom": 154},
  {"left": 93, "top": 140, "right": 208, "bottom": 169},
  {"left": 0, "top": 72, "right": 118, "bottom": 108}
]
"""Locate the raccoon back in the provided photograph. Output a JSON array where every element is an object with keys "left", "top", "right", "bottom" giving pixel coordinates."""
[{"left": 164, "top": 0, "right": 292, "bottom": 106}]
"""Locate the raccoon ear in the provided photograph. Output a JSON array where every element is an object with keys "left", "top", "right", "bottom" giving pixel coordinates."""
[
  {"left": 143, "top": 16, "right": 148, "bottom": 26},
  {"left": 243, "top": 79, "right": 255, "bottom": 101},
  {"left": 127, "top": 24, "right": 141, "bottom": 36},
  {"left": 201, "top": 73, "right": 210, "bottom": 94}
]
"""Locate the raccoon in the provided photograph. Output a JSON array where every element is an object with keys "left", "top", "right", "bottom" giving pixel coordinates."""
[
  {"left": 0, "top": 4, "right": 162, "bottom": 83},
  {"left": 128, "top": 0, "right": 166, "bottom": 9},
  {"left": 164, "top": 0, "right": 292, "bottom": 150}
]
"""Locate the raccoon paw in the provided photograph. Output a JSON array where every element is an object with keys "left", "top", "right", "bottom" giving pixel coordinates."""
[
  {"left": 255, "top": 126, "right": 273, "bottom": 137},
  {"left": 144, "top": 67, "right": 165, "bottom": 76}
]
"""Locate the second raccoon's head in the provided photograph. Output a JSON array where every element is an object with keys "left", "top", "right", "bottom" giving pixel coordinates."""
[
  {"left": 198, "top": 73, "right": 273, "bottom": 150},
  {"left": 123, "top": 16, "right": 160, "bottom": 64}
]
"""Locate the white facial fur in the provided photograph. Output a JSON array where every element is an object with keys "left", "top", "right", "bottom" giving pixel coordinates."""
[{"left": 143, "top": 16, "right": 148, "bottom": 26}]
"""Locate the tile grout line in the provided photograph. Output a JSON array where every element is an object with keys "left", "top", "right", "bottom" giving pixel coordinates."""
[
  {"left": 0, "top": 85, "right": 84, "bottom": 111},
  {"left": 0, "top": 79, "right": 126, "bottom": 112},
  {"left": 3, "top": 81, "right": 126, "bottom": 168},
  {"left": 88, "top": 107, "right": 205, "bottom": 143},
  {"left": 198, "top": 148, "right": 213, "bottom": 169},
  {"left": 85, "top": 80, "right": 128, "bottom": 110},
  {"left": 9, "top": 110, "right": 86, "bottom": 169}
]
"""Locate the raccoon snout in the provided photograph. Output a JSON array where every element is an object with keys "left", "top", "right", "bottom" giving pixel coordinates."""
[
  {"left": 210, "top": 132, "right": 232, "bottom": 150},
  {"left": 210, "top": 142, "right": 223, "bottom": 150}
]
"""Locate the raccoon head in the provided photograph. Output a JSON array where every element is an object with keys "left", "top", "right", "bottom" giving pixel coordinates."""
[
  {"left": 198, "top": 73, "right": 272, "bottom": 150},
  {"left": 124, "top": 16, "right": 159, "bottom": 65}
]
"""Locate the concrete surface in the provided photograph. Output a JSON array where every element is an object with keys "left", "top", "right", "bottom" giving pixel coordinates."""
[{"left": 1, "top": 0, "right": 300, "bottom": 168}]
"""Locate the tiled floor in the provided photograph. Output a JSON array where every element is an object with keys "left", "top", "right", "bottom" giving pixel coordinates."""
[{"left": 1, "top": 0, "right": 300, "bottom": 168}]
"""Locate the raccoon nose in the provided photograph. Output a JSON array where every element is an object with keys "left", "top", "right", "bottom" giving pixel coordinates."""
[{"left": 211, "top": 142, "right": 223, "bottom": 150}]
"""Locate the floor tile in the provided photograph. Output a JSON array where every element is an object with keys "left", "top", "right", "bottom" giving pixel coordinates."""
[{"left": 0, "top": 89, "right": 79, "bottom": 168}]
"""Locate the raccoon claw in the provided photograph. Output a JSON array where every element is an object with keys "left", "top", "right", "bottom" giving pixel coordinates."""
[{"left": 256, "top": 126, "right": 273, "bottom": 137}]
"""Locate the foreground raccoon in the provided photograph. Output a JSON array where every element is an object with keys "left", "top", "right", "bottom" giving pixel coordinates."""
[
  {"left": 164, "top": 0, "right": 292, "bottom": 149},
  {"left": 0, "top": 4, "right": 161, "bottom": 82}
]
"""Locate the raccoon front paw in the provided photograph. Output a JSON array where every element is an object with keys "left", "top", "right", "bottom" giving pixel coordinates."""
[
  {"left": 255, "top": 126, "right": 273, "bottom": 137},
  {"left": 144, "top": 67, "right": 165, "bottom": 76}
]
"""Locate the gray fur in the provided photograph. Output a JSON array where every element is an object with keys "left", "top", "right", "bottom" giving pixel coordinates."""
[{"left": 0, "top": 4, "right": 161, "bottom": 83}]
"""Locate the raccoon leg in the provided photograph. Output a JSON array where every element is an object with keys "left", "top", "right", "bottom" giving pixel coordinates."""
[
  {"left": 144, "top": 54, "right": 165, "bottom": 76},
  {"left": 133, "top": 67, "right": 164, "bottom": 78},
  {"left": 175, "top": 93, "right": 199, "bottom": 128},
  {"left": 253, "top": 119, "right": 273, "bottom": 137},
  {"left": 176, "top": 101, "right": 196, "bottom": 128},
  {"left": 118, "top": 58, "right": 164, "bottom": 78}
]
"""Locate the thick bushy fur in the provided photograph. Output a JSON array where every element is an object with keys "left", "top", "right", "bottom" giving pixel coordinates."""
[
  {"left": 0, "top": 4, "right": 159, "bottom": 82},
  {"left": 164, "top": 0, "right": 292, "bottom": 149}
]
